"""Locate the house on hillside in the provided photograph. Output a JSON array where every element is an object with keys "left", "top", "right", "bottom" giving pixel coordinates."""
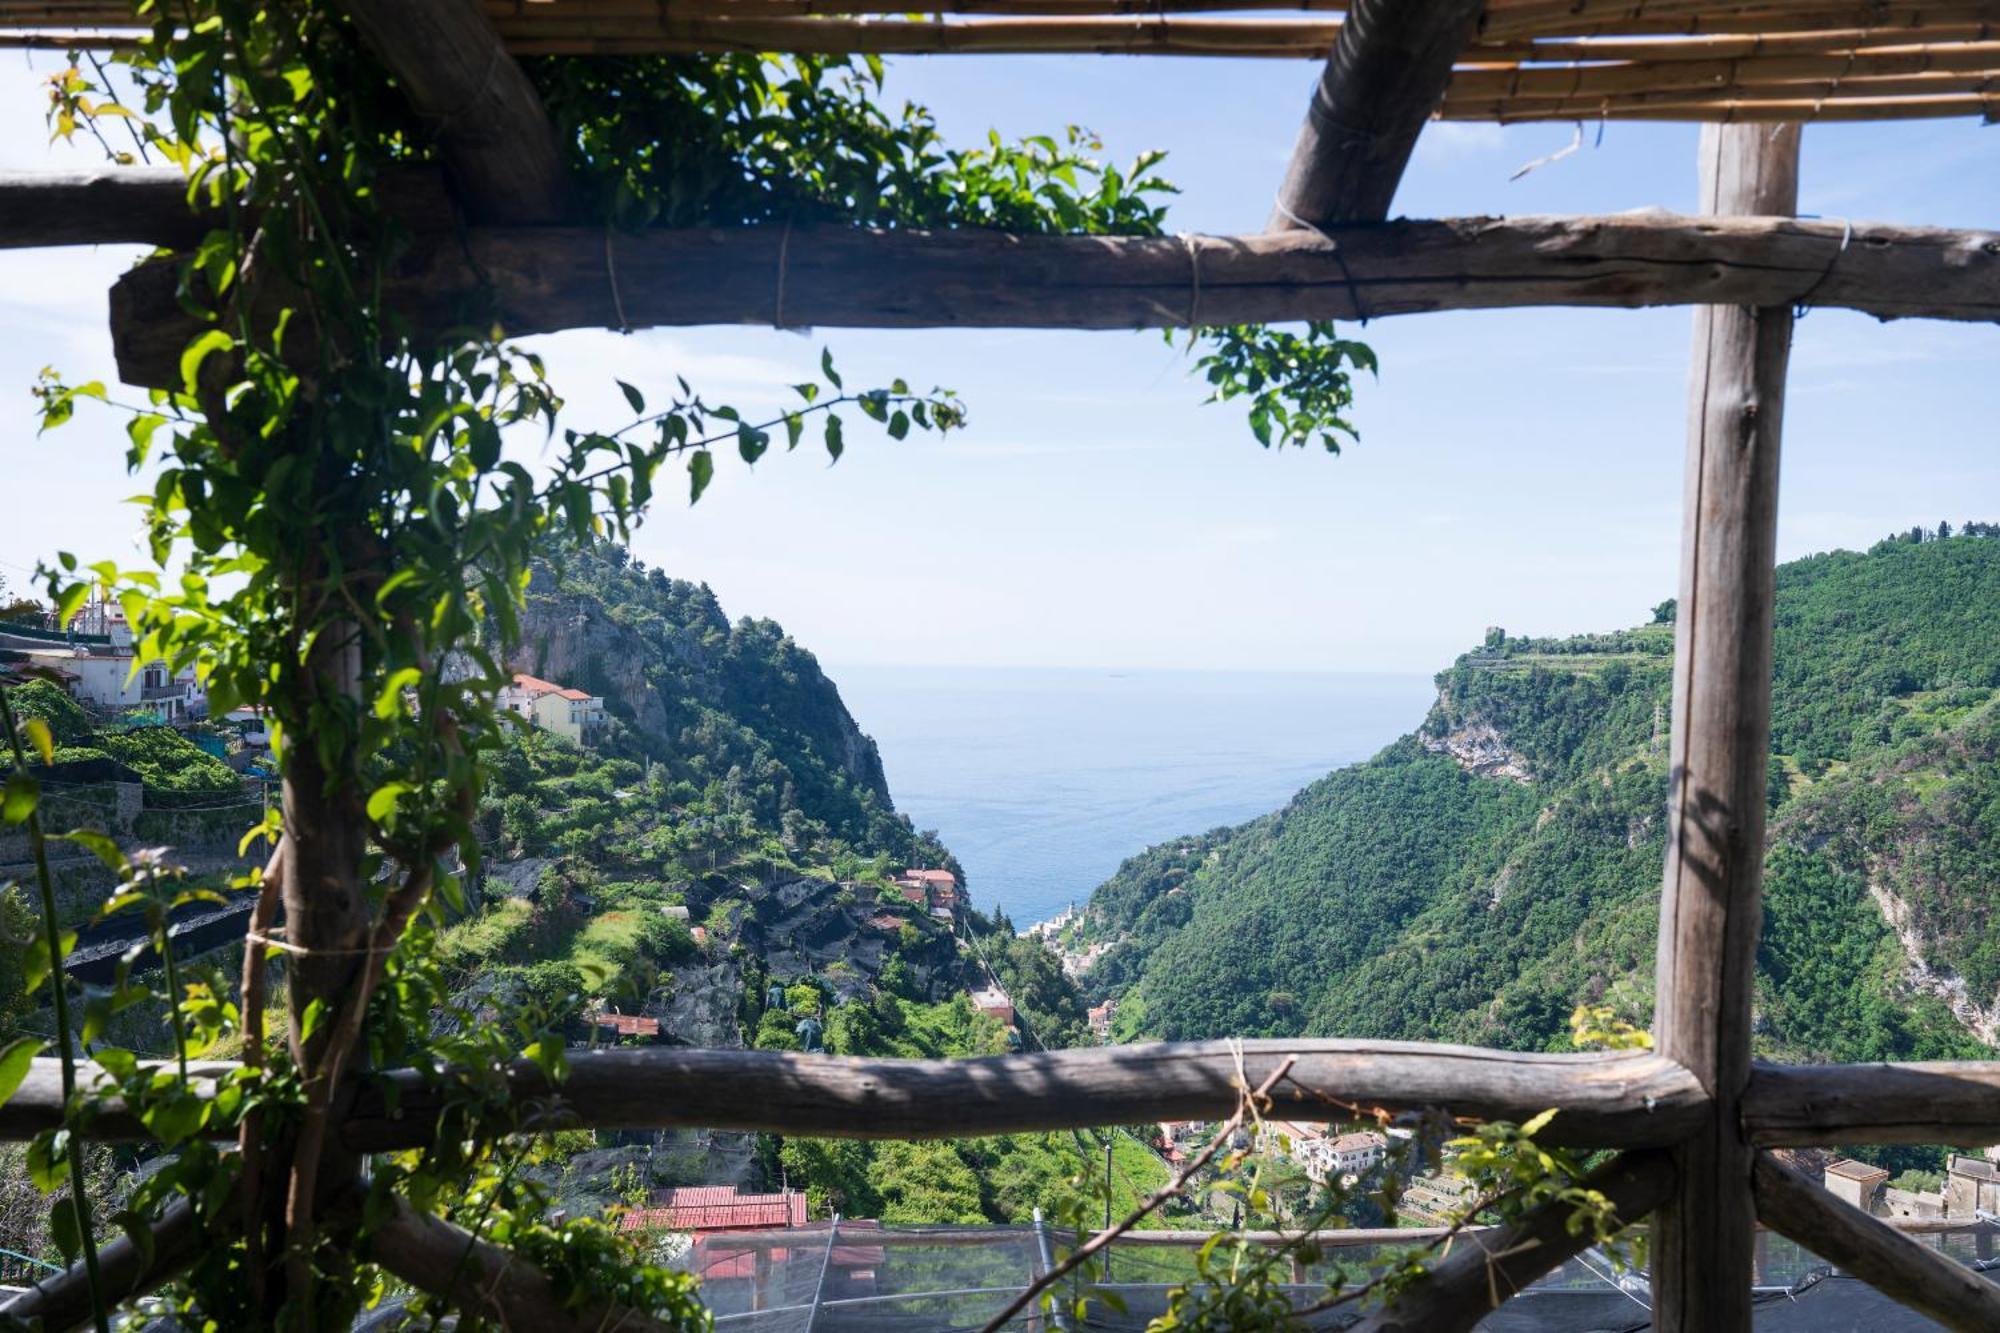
[
  {"left": 588, "top": 1011, "right": 662, "bottom": 1044},
  {"left": 621, "top": 1186, "right": 810, "bottom": 1234},
  {"left": 1088, "top": 1000, "right": 1116, "bottom": 1040},
  {"left": 890, "top": 868, "right": 961, "bottom": 914},
  {"left": 968, "top": 985, "right": 1015, "bottom": 1027},
  {"left": 500, "top": 672, "right": 605, "bottom": 743},
  {"left": 1329, "top": 1131, "right": 1389, "bottom": 1180},
  {"left": 1823, "top": 1159, "right": 1890, "bottom": 1213}
]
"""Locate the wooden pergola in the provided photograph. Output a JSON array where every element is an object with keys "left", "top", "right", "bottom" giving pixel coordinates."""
[{"left": 1, "top": 1, "right": 1999, "bottom": 1329}]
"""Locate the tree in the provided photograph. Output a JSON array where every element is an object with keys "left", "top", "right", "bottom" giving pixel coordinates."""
[{"left": 1651, "top": 598, "right": 1677, "bottom": 624}]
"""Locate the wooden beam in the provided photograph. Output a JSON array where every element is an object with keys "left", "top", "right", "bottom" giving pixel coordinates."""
[
  {"left": 1352, "top": 1150, "right": 1676, "bottom": 1333},
  {"left": 366, "top": 1196, "right": 680, "bottom": 1332},
  {"left": 98, "top": 210, "right": 2000, "bottom": 387},
  {"left": 1745, "top": 1061, "right": 2000, "bottom": 1146},
  {"left": 1649, "top": 121, "right": 1799, "bottom": 1333},
  {"left": 336, "top": 0, "right": 571, "bottom": 224},
  {"left": 338, "top": 1041, "right": 1708, "bottom": 1151},
  {"left": 1752, "top": 1152, "right": 2000, "bottom": 1331},
  {"left": 1269, "top": 0, "right": 1484, "bottom": 228},
  {"left": 0, "top": 167, "right": 455, "bottom": 251},
  {"left": 0, "top": 1195, "right": 207, "bottom": 1333}
]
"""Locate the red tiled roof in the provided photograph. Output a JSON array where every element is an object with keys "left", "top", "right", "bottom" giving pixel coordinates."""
[
  {"left": 510, "top": 672, "right": 566, "bottom": 696},
  {"left": 591, "top": 1012, "right": 661, "bottom": 1037},
  {"left": 656, "top": 1185, "right": 743, "bottom": 1208},
  {"left": 557, "top": 687, "right": 594, "bottom": 701},
  {"left": 620, "top": 1190, "right": 810, "bottom": 1233}
]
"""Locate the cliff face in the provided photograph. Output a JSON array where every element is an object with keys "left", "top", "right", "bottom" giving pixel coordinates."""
[{"left": 512, "top": 549, "right": 899, "bottom": 849}]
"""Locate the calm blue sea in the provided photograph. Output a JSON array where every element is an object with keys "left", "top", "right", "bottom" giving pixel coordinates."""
[{"left": 831, "top": 667, "right": 1437, "bottom": 928}]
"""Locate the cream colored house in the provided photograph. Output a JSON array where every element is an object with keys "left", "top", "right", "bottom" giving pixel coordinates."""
[{"left": 499, "top": 672, "right": 605, "bottom": 744}]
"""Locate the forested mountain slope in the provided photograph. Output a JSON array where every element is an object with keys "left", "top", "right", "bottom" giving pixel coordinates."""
[{"left": 1077, "top": 528, "right": 2000, "bottom": 1065}]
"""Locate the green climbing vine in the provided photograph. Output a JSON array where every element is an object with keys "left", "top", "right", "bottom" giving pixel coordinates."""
[{"left": 7, "top": 2, "right": 1380, "bottom": 1328}]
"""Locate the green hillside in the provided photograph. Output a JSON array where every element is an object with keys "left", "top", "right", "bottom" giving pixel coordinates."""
[{"left": 1078, "top": 527, "right": 2000, "bottom": 1067}]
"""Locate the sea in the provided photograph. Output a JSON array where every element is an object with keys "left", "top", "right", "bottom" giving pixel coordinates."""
[{"left": 831, "top": 666, "right": 1438, "bottom": 929}]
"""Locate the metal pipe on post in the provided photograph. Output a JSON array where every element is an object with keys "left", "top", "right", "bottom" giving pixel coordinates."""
[{"left": 1649, "top": 120, "right": 1801, "bottom": 1333}]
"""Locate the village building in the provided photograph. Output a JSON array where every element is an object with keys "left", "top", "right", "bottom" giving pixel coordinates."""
[
  {"left": 622, "top": 1186, "right": 810, "bottom": 1234},
  {"left": 1822, "top": 1159, "right": 1891, "bottom": 1213},
  {"left": 1947, "top": 1154, "right": 2000, "bottom": 1220},
  {"left": 499, "top": 671, "right": 605, "bottom": 743},
  {"left": 968, "top": 985, "right": 1014, "bottom": 1027},
  {"left": 890, "top": 868, "right": 962, "bottom": 915},
  {"left": 588, "top": 1011, "right": 662, "bottom": 1043},
  {"left": 1329, "top": 1131, "right": 1389, "bottom": 1180},
  {"left": 1087, "top": 999, "right": 1116, "bottom": 1040}
]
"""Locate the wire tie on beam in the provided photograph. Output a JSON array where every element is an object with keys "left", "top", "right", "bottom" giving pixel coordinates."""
[
  {"left": 1268, "top": 200, "right": 1370, "bottom": 325},
  {"left": 603, "top": 225, "right": 633, "bottom": 335},
  {"left": 1792, "top": 216, "right": 1852, "bottom": 321},
  {"left": 1176, "top": 231, "right": 1204, "bottom": 329}
]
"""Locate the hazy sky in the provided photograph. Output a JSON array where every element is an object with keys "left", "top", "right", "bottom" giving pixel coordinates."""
[{"left": 1, "top": 53, "right": 1995, "bottom": 673}]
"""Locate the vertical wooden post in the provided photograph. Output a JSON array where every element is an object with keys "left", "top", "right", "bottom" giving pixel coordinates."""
[{"left": 1651, "top": 121, "right": 1800, "bottom": 1332}]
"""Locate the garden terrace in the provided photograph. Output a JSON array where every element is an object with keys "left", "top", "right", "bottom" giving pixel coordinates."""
[{"left": 1, "top": 0, "right": 1999, "bottom": 1329}]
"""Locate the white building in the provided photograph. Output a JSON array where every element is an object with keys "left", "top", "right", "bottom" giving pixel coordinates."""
[{"left": 499, "top": 672, "right": 605, "bottom": 744}]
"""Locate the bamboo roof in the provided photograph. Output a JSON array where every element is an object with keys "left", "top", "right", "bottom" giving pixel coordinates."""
[{"left": 6, "top": 0, "right": 1999, "bottom": 123}]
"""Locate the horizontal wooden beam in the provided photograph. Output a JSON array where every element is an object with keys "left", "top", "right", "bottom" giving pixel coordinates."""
[
  {"left": 97, "top": 210, "right": 2000, "bottom": 387},
  {"left": 0, "top": 1047, "right": 1703, "bottom": 1150},
  {"left": 1354, "top": 1150, "right": 1676, "bottom": 1333},
  {"left": 1744, "top": 1060, "right": 2000, "bottom": 1146},
  {"left": 1752, "top": 1151, "right": 2000, "bottom": 1331},
  {"left": 26, "top": 1050, "right": 2000, "bottom": 1154},
  {"left": 341, "top": 1041, "right": 1707, "bottom": 1150},
  {"left": 0, "top": 167, "right": 454, "bottom": 250}
]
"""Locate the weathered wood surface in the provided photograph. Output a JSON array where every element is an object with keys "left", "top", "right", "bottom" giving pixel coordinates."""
[
  {"left": 1269, "top": 0, "right": 1484, "bottom": 228},
  {"left": 337, "top": 0, "right": 570, "bottom": 224},
  {"left": 1353, "top": 1150, "right": 1675, "bottom": 1333},
  {"left": 100, "top": 211, "right": 2000, "bottom": 387},
  {"left": 1752, "top": 1153, "right": 2000, "bottom": 1331},
  {"left": 1745, "top": 1061, "right": 2000, "bottom": 1146},
  {"left": 367, "top": 1196, "right": 680, "bottom": 1333},
  {"left": 0, "top": 1195, "right": 205, "bottom": 1333},
  {"left": 339, "top": 1042, "right": 1708, "bottom": 1151},
  {"left": 1650, "top": 121, "right": 1798, "bottom": 1333}
]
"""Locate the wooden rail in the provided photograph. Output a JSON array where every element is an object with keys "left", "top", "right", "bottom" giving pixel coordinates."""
[
  {"left": 92, "top": 210, "right": 2000, "bottom": 388},
  {"left": 14, "top": 1047, "right": 2000, "bottom": 1152}
]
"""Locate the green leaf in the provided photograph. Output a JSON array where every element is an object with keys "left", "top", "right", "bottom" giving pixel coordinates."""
[
  {"left": 1520, "top": 1108, "right": 1559, "bottom": 1139},
  {"left": 299, "top": 997, "right": 327, "bottom": 1047},
  {"left": 824, "top": 414, "right": 844, "bottom": 462},
  {"left": 23, "top": 719, "right": 52, "bottom": 766},
  {"left": 365, "top": 782, "right": 410, "bottom": 826},
  {"left": 2, "top": 774, "right": 38, "bottom": 826},
  {"left": 26, "top": 1129, "right": 66, "bottom": 1193},
  {"left": 22, "top": 929, "right": 76, "bottom": 994},
  {"left": 141, "top": 1089, "right": 206, "bottom": 1147},
  {"left": 688, "top": 449, "right": 715, "bottom": 504},
  {"left": 49, "top": 1195, "right": 81, "bottom": 1262},
  {"left": 820, "top": 347, "right": 842, "bottom": 391},
  {"left": 0, "top": 1038, "right": 43, "bottom": 1107},
  {"left": 62, "top": 829, "right": 127, "bottom": 874},
  {"left": 373, "top": 667, "right": 423, "bottom": 720},
  {"left": 617, "top": 380, "right": 645, "bottom": 414},
  {"left": 887, "top": 410, "right": 910, "bottom": 441},
  {"left": 178, "top": 328, "right": 234, "bottom": 396}
]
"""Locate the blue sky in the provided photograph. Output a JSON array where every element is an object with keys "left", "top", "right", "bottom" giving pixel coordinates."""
[{"left": 1, "top": 52, "right": 1995, "bottom": 673}]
